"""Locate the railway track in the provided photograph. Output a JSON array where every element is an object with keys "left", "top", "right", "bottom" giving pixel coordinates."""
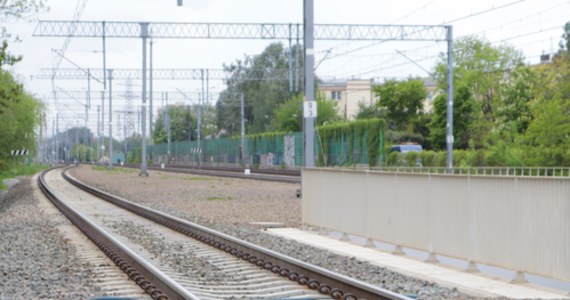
[
  {"left": 122, "top": 163, "right": 301, "bottom": 183},
  {"left": 38, "top": 167, "right": 411, "bottom": 300}
]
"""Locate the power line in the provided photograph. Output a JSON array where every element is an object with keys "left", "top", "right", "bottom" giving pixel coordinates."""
[
  {"left": 52, "top": 0, "right": 88, "bottom": 70},
  {"left": 442, "top": 0, "right": 527, "bottom": 24},
  {"left": 317, "top": 0, "right": 528, "bottom": 63}
]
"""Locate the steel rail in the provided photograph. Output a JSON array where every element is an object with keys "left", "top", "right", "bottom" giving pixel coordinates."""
[
  {"left": 122, "top": 163, "right": 301, "bottom": 183},
  {"left": 38, "top": 168, "right": 200, "bottom": 300},
  {"left": 61, "top": 167, "right": 411, "bottom": 300}
]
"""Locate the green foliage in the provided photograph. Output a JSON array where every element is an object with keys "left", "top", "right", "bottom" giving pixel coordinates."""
[
  {"left": 560, "top": 21, "right": 570, "bottom": 52},
  {"left": 154, "top": 104, "right": 195, "bottom": 144},
  {"left": 430, "top": 36, "right": 525, "bottom": 150},
  {"left": 316, "top": 119, "right": 385, "bottom": 167},
  {"left": 0, "top": 164, "right": 49, "bottom": 189},
  {"left": 519, "top": 96, "right": 570, "bottom": 166},
  {"left": 127, "top": 147, "right": 141, "bottom": 164},
  {"left": 374, "top": 77, "right": 427, "bottom": 131},
  {"left": 356, "top": 101, "right": 383, "bottom": 120},
  {"left": 0, "top": 40, "right": 21, "bottom": 67},
  {"left": 271, "top": 94, "right": 340, "bottom": 132},
  {"left": 271, "top": 94, "right": 303, "bottom": 132},
  {"left": 1, "top": 0, "right": 47, "bottom": 67},
  {"left": 216, "top": 42, "right": 302, "bottom": 135},
  {"left": 72, "top": 144, "right": 96, "bottom": 162},
  {"left": 0, "top": 69, "right": 41, "bottom": 170}
]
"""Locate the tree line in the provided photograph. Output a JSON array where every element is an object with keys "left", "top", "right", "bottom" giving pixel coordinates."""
[{"left": 2, "top": 0, "right": 569, "bottom": 169}]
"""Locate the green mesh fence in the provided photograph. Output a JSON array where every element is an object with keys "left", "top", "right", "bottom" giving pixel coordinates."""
[
  {"left": 315, "top": 125, "right": 384, "bottom": 167},
  {"left": 148, "top": 123, "right": 384, "bottom": 168}
]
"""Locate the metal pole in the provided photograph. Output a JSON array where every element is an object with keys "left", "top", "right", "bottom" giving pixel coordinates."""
[
  {"left": 166, "top": 93, "right": 171, "bottom": 160},
  {"left": 84, "top": 95, "right": 88, "bottom": 162},
  {"left": 56, "top": 114, "right": 59, "bottom": 163},
  {"left": 289, "top": 23, "right": 293, "bottom": 92},
  {"left": 108, "top": 69, "right": 113, "bottom": 170},
  {"left": 295, "top": 23, "right": 300, "bottom": 93},
  {"left": 102, "top": 21, "right": 107, "bottom": 90},
  {"left": 100, "top": 91, "right": 105, "bottom": 161},
  {"left": 199, "top": 70, "right": 203, "bottom": 168},
  {"left": 87, "top": 69, "right": 91, "bottom": 162},
  {"left": 304, "top": 0, "right": 315, "bottom": 167},
  {"left": 52, "top": 119, "right": 55, "bottom": 165},
  {"left": 446, "top": 26, "right": 454, "bottom": 171},
  {"left": 123, "top": 113, "right": 127, "bottom": 163},
  {"left": 149, "top": 38, "right": 154, "bottom": 146},
  {"left": 240, "top": 92, "right": 245, "bottom": 166},
  {"left": 97, "top": 105, "right": 100, "bottom": 161},
  {"left": 206, "top": 70, "right": 209, "bottom": 105},
  {"left": 75, "top": 120, "right": 79, "bottom": 163},
  {"left": 140, "top": 22, "right": 149, "bottom": 176}
]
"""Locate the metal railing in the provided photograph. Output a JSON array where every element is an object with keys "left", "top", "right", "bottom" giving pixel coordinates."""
[{"left": 369, "top": 166, "right": 570, "bottom": 177}]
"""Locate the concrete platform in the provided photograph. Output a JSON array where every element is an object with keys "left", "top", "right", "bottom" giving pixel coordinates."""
[{"left": 267, "top": 228, "right": 570, "bottom": 299}]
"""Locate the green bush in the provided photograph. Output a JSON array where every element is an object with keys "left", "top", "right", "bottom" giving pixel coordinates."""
[
  {"left": 387, "top": 151, "right": 401, "bottom": 166},
  {"left": 406, "top": 151, "right": 418, "bottom": 167},
  {"left": 419, "top": 151, "right": 436, "bottom": 167}
]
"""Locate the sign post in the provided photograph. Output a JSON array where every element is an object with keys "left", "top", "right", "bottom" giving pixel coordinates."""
[{"left": 11, "top": 149, "right": 29, "bottom": 176}]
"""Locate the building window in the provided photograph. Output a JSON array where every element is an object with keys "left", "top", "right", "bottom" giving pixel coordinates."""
[{"left": 331, "top": 91, "right": 341, "bottom": 100}]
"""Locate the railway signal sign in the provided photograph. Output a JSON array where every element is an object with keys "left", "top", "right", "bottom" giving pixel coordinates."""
[{"left": 11, "top": 149, "right": 29, "bottom": 156}]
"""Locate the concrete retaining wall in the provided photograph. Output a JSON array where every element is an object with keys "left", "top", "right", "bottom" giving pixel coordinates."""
[{"left": 302, "top": 168, "right": 570, "bottom": 281}]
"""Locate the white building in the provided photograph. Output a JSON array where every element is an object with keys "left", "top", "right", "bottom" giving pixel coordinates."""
[
  {"left": 318, "top": 79, "right": 376, "bottom": 121},
  {"left": 319, "top": 78, "right": 441, "bottom": 119}
]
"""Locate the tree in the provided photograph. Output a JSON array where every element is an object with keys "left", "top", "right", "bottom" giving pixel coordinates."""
[
  {"left": 428, "top": 84, "right": 477, "bottom": 150},
  {"left": 520, "top": 97, "right": 570, "bottom": 166},
  {"left": 559, "top": 21, "right": 570, "bottom": 52},
  {"left": 430, "top": 36, "right": 525, "bottom": 149},
  {"left": 271, "top": 94, "right": 339, "bottom": 132},
  {"left": 374, "top": 78, "right": 427, "bottom": 131},
  {"left": 153, "top": 104, "right": 195, "bottom": 144},
  {"left": 217, "top": 42, "right": 302, "bottom": 135},
  {"left": 0, "top": 69, "right": 42, "bottom": 169},
  {"left": 496, "top": 65, "right": 542, "bottom": 138},
  {"left": 355, "top": 101, "right": 383, "bottom": 120},
  {"left": 1, "top": 0, "right": 47, "bottom": 67}
]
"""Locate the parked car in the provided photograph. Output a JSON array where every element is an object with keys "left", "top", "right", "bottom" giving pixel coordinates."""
[{"left": 389, "top": 144, "right": 423, "bottom": 153}]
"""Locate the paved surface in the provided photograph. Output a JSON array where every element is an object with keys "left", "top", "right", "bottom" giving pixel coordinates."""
[{"left": 267, "top": 228, "right": 570, "bottom": 300}]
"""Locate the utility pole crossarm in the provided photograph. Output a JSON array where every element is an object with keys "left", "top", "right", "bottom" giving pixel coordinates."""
[{"left": 33, "top": 21, "right": 448, "bottom": 41}]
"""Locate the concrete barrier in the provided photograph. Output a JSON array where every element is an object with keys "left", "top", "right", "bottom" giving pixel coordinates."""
[{"left": 302, "top": 168, "right": 570, "bottom": 282}]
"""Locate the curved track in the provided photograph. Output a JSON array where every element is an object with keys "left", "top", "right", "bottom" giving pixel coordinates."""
[{"left": 38, "top": 167, "right": 411, "bottom": 300}]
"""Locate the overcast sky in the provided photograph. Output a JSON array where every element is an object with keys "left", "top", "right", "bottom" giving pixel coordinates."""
[{"left": 3, "top": 0, "right": 569, "bottom": 135}]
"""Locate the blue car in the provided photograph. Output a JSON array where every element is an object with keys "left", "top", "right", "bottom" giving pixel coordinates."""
[{"left": 389, "top": 144, "right": 423, "bottom": 153}]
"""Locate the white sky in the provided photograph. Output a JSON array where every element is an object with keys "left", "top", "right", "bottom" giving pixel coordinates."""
[{"left": 3, "top": 0, "right": 569, "bottom": 136}]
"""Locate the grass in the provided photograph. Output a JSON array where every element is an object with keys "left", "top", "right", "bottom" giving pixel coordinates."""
[
  {"left": 91, "top": 165, "right": 138, "bottom": 174},
  {"left": 207, "top": 196, "right": 231, "bottom": 201},
  {"left": 184, "top": 177, "right": 213, "bottom": 181},
  {"left": 0, "top": 164, "right": 51, "bottom": 190}
]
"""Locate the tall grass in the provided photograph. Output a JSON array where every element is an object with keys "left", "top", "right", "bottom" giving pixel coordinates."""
[{"left": 0, "top": 164, "right": 51, "bottom": 190}]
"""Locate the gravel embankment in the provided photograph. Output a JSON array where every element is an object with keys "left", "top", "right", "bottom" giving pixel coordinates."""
[
  {"left": 3, "top": 166, "right": 546, "bottom": 299},
  {"left": 68, "top": 165, "right": 488, "bottom": 300},
  {"left": 0, "top": 177, "right": 103, "bottom": 299}
]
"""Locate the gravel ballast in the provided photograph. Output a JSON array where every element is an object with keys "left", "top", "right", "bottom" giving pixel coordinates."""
[
  {"left": 0, "top": 177, "right": 103, "bottom": 299},
  {"left": 68, "top": 165, "right": 486, "bottom": 299},
  {"left": 1, "top": 166, "right": 552, "bottom": 299}
]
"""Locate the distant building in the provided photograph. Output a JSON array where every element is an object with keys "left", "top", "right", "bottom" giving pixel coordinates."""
[
  {"left": 319, "top": 78, "right": 443, "bottom": 119},
  {"left": 422, "top": 77, "right": 440, "bottom": 113},
  {"left": 318, "top": 79, "right": 375, "bottom": 121}
]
